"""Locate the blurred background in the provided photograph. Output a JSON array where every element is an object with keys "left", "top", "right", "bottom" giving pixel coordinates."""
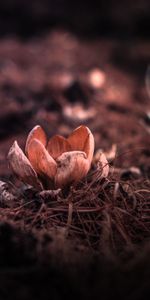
[
  {"left": 0, "top": 0, "right": 150, "bottom": 179},
  {"left": 0, "top": 3, "right": 150, "bottom": 298},
  {"left": 0, "top": 0, "right": 149, "bottom": 38}
]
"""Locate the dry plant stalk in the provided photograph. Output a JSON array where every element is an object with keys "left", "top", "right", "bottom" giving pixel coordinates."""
[{"left": 8, "top": 125, "right": 109, "bottom": 190}]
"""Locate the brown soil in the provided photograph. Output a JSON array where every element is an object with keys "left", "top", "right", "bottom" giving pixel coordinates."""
[{"left": 0, "top": 30, "right": 150, "bottom": 299}]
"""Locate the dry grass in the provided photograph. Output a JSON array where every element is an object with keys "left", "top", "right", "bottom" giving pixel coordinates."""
[{"left": 0, "top": 162, "right": 150, "bottom": 259}]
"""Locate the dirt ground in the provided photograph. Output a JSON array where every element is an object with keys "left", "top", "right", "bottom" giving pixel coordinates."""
[{"left": 0, "top": 29, "right": 150, "bottom": 299}]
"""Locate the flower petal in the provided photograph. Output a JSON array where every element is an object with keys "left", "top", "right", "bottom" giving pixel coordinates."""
[
  {"left": 8, "top": 141, "right": 43, "bottom": 190},
  {"left": 27, "top": 138, "right": 57, "bottom": 181},
  {"left": 68, "top": 125, "right": 94, "bottom": 164},
  {"left": 25, "top": 125, "right": 47, "bottom": 155},
  {"left": 55, "top": 151, "right": 90, "bottom": 188},
  {"left": 47, "top": 135, "right": 71, "bottom": 159}
]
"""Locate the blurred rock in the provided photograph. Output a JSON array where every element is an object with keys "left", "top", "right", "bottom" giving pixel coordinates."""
[
  {"left": 63, "top": 104, "right": 96, "bottom": 122},
  {"left": 49, "top": 72, "right": 74, "bottom": 90},
  {"left": 87, "top": 69, "right": 106, "bottom": 89},
  {"left": 120, "top": 166, "right": 142, "bottom": 180}
]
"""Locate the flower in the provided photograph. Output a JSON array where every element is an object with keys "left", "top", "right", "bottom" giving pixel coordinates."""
[{"left": 7, "top": 125, "right": 95, "bottom": 190}]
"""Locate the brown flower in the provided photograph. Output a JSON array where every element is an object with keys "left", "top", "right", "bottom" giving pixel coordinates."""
[{"left": 8, "top": 125, "right": 95, "bottom": 190}]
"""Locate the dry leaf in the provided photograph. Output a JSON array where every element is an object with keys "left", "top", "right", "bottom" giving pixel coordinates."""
[
  {"left": 0, "top": 180, "right": 16, "bottom": 205},
  {"left": 97, "top": 152, "right": 109, "bottom": 178},
  {"left": 8, "top": 141, "right": 43, "bottom": 190},
  {"left": 94, "top": 144, "right": 117, "bottom": 163},
  {"left": 27, "top": 138, "right": 57, "bottom": 181},
  {"left": 104, "top": 144, "right": 117, "bottom": 161},
  {"left": 55, "top": 151, "right": 90, "bottom": 188}
]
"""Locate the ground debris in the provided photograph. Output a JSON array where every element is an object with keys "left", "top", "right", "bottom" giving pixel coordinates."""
[
  {"left": 0, "top": 168, "right": 150, "bottom": 257},
  {"left": 0, "top": 180, "right": 16, "bottom": 207}
]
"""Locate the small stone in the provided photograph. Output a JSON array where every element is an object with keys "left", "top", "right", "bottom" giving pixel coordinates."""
[{"left": 88, "top": 68, "right": 106, "bottom": 89}]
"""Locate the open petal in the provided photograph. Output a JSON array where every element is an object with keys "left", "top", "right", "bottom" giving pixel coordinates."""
[
  {"left": 8, "top": 141, "right": 43, "bottom": 190},
  {"left": 47, "top": 135, "right": 71, "bottom": 159},
  {"left": 55, "top": 151, "right": 90, "bottom": 188},
  {"left": 68, "top": 125, "right": 94, "bottom": 164},
  {"left": 25, "top": 125, "right": 47, "bottom": 155},
  {"left": 27, "top": 138, "right": 57, "bottom": 181}
]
